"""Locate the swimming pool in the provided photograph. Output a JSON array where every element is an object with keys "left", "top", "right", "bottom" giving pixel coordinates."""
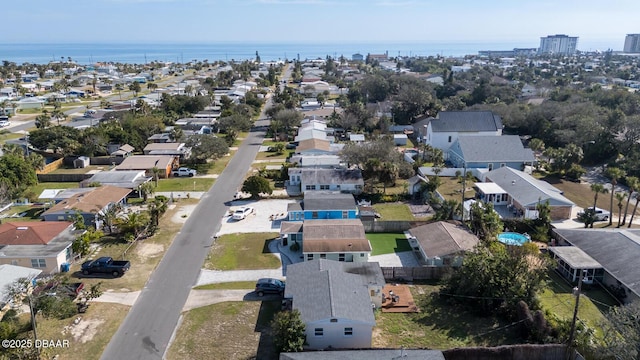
[{"left": 497, "top": 232, "right": 530, "bottom": 246}]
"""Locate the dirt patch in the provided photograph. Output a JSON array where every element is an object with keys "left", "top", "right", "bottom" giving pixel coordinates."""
[
  {"left": 408, "top": 203, "right": 434, "bottom": 218},
  {"left": 136, "top": 243, "right": 164, "bottom": 261},
  {"left": 172, "top": 204, "right": 197, "bottom": 223},
  {"left": 63, "top": 317, "right": 105, "bottom": 344},
  {"left": 372, "top": 322, "right": 386, "bottom": 347}
]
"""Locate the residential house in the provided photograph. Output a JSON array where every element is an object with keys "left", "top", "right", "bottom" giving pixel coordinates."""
[
  {"left": 414, "top": 111, "right": 503, "bottom": 152},
  {"left": 143, "top": 142, "right": 191, "bottom": 160},
  {"left": 288, "top": 168, "right": 364, "bottom": 194},
  {"left": 109, "top": 144, "right": 135, "bottom": 158},
  {"left": 284, "top": 259, "right": 384, "bottom": 350},
  {"left": 0, "top": 222, "right": 75, "bottom": 273},
  {"left": 551, "top": 228, "right": 640, "bottom": 304},
  {"left": 302, "top": 219, "right": 371, "bottom": 262},
  {"left": 352, "top": 53, "right": 364, "bottom": 62},
  {"left": 15, "top": 98, "right": 45, "bottom": 111},
  {"left": 41, "top": 186, "right": 131, "bottom": 228},
  {"left": 81, "top": 170, "right": 152, "bottom": 190},
  {"left": 115, "top": 155, "right": 177, "bottom": 178},
  {"left": 287, "top": 191, "right": 358, "bottom": 221},
  {"left": 447, "top": 135, "right": 536, "bottom": 170},
  {"left": 0, "top": 264, "right": 43, "bottom": 308},
  {"left": 393, "top": 134, "right": 408, "bottom": 146},
  {"left": 147, "top": 133, "right": 173, "bottom": 143},
  {"left": 288, "top": 154, "right": 342, "bottom": 168},
  {"left": 477, "top": 166, "right": 574, "bottom": 220},
  {"left": 349, "top": 134, "right": 365, "bottom": 143},
  {"left": 295, "top": 128, "right": 330, "bottom": 143},
  {"left": 295, "top": 139, "right": 341, "bottom": 155},
  {"left": 408, "top": 221, "right": 480, "bottom": 266}
]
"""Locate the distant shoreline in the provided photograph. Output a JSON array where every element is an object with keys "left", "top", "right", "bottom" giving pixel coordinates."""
[{"left": 0, "top": 40, "right": 621, "bottom": 65}]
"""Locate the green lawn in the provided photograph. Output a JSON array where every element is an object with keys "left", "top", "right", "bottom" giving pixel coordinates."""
[
  {"left": 366, "top": 233, "right": 412, "bottom": 256},
  {"left": 0, "top": 205, "right": 46, "bottom": 220},
  {"left": 209, "top": 150, "right": 236, "bottom": 175},
  {"left": 0, "top": 130, "right": 23, "bottom": 144},
  {"left": 193, "top": 281, "right": 256, "bottom": 290},
  {"left": 204, "top": 232, "right": 281, "bottom": 270},
  {"left": 437, "top": 176, "right": 473, "bottom": 202},
  {"left": 375, "top": 285, "right": 524, "bottom": 348},
  {"left": 155, "top": 177, "right": 215, "bottom": 192},
  {"left": 373, "top": 203, "right": 415, "bottom": 220},
  {"left": 166, "top": 301, "right": 279, "bottom": 360},
  {"left": 255, "top": 149, "right": 295, "bottom": 160},
  {"left": 29, "top": 181, "right": 80, "bottom": 196}
]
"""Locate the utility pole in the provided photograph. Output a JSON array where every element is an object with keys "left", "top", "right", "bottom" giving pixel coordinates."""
[
  {"left": 461, "top": 164, "right": 467, "bottom": 219},
  {"left": 566, "top": 269, "right": 585, "bottom": 360}
]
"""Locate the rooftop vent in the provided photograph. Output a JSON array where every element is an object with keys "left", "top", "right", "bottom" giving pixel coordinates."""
[{"left": 16, "top": 226, "right": 29, "bottom": 230}]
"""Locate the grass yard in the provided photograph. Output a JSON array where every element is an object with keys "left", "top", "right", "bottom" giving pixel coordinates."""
[
  {"left": 366, "top": 233, "right": 412, "bottom": 256},
  {"left": 31, "top": 303, "right": 130, "bottom": 360},
  {"left": 204, "top": 232, "right": 281, "bottom": 270},
  {"left": 436, "top": 176, "right": 473, "bottom": 203},
  {"left": 373, "top": 203, "right": 414, "bottom": 221},
  {"left": 255, "top": 149, "right": 295, "bottom": 161},
  {"left": 194, "top": 281, "right": 257, "bottom": 290},
  {"left": 49, "top": 165, "right": 105, "bottom": 175},
  {"left": 209, "top": 150, "right": 236, "bottom": 175},
  {"left": 374, "top": 285, "right": 524, "bottom": 349},
  {"left": 155, "top": 177, "right": 215, "bottom": 192},
  {"left": 28, "top": 182, "right": 80, "bottom": 196},
  {"left": 538, "top": 174, "right": 594, "bottom": 209},
  {"left": 166, "top": 301, "right": 279, "bottom": 360},
  {"left": 370, "top": 179, "right": 409, "bottom": 196},
  {"left": 0, "top": 205, "right": 46, "bottom": 221},
  {"left": 538, "top": 271, "right": 618, "bottom": 337},
  {"left": 0, "top": 130, "right": 23, "bottom": 144}
]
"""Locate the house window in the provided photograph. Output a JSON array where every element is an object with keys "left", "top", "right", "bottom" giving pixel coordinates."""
[
  {"left": 314, "top": 328, "right": 324, "bottom": 337},
  {"left": 360, "top": 253, "right": 365, "bottom": 257},
  {"left": 320, "top": 185, "right": 330, "bottom": 190},
  {"left": 501, "top": 194, "right": 508, "bottom": 202},
  {"left": 57, "top": 215, "right": 66, "bottom": 221},
  {"left": 344, "top": 327, "right": 353, "bottom": 336},
  {"left": 500, "top": 163, "right": 506, "bottom": 168},
  {"left": 488, "top": 163, "right": 493, "bottom": 171},
  {"left": 305, "top": 185, "right": 314, "bottom": 190},
  {"left": 307, "top": 254, "right": 314, "bottom": 261},
  {"left": 320, "top": 254, "right": 326, "bottom": 259},
  {"left": 448, "top": 136, "right": 452, "bottom": 143},
  {"left": 312, "top": 212, "right": 319, "bottom": 219},
  {"left": 338, "top": 253, "right": 345, "bottom": 261},
  {"left": 342, "top": 211, "right": 348, "bottom": 219},
  {"left": 355, "top": 185, "right": 363, "bottom": 190},
  {"left": 31, "top": 259, "right": 46, "bottom": 268}
]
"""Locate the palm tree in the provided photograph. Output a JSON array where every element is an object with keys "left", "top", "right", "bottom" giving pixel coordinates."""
[
  {"left": 138, "top": 182, "right": 155, "bottom": 202},
  {"left": 606, "top": 167, "right": 626, "bottom": 226},
  {"left": 116, "top": 212, "right": 149, "bottom": 240},
  {"left": 589, "top": 183, "right": 608, "bottom": 228},
  {"left": 629, "top": 193, "right": 640, "bottom": 228},
  {"left": 615, "top": 192, "right": 627, "bottom": 227},
  {"left": 622, "top": 176, "right": 638, "bottom": 226},
  {"left": 97, "top": 203, "right": 122, "bottom": 234},
  {"left": 151, "top": 167, "right": 161, "bottom": 187}
]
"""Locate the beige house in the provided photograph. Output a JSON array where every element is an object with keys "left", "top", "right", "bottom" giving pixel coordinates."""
[
  {"left": 0, "top": 221, "right": 75, "bottom": 274},
  {"left": 408, "top": 221, "right": 480, "bottom": 266},
  {"left": 298, "top": 219, "right": 371, "bottom": 262},
  {"left": 115, "top": 155, "right": 177, "bottom": 178}
]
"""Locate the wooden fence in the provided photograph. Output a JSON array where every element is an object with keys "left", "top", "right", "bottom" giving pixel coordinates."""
[
  {"left": 381, "top": 266, "right": 451, "bottom": 281},
  {"left": 36, "top": 157, "right": 64, "bottom": 174},
  {"left": 361, "top": 220, "right": 431, "bottom": 233}
]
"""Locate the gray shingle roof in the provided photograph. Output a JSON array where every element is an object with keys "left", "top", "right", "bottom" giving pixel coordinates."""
[
  {"left": 554, "top": 229, "right": 640, "bottom": 297},
  {"left": 484, "top": 167, "right": 574, "bottom": 207},
  {"left": 409, "top": 221, "right": 479, "bottom": 258},
  {"left": 303, "top": 191, "right": 356, "bottom": 211},
  {"left": 298, "top": 168, "right": 364, "bottom": 186},
  {"left": 453, "top": 135, "right": 535, "bottom": 163},
  {"left": 302, "top": 220, "right": 371, "bottom": 253},
  {"left": 432, "top": 111, "right": 502, "bottom": 132},
  {"left": 285, "top": 259, "right": 381, "bottom": 324}
]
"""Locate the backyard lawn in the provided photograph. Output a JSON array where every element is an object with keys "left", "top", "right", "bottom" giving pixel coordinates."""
[
  {"left": 374, "top": 285, "right": 524, "bottom": 349},
  {"left": 28, "top": 182, "right": 80, "bottom": 197},
  {"left": 155, "top": 177, "right": 215, "bottom": 192},
  {"left": 436, "top": 176, "right": 472, "bottom": 203},
  {"left": 373, "top": 203, "right": 414, "bottom": 220},
  {"left": 366, "top": 233, "right": 412, "bottom": 256},
  {"left": 204, "top": 232, "right": 281, "bottom": 270}
]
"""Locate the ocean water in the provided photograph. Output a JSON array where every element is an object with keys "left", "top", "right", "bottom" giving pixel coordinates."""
[{"left": 0, "top": 41, "right": 537, "bottom": 65}]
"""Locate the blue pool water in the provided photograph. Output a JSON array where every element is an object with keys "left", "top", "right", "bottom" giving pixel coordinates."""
[{"left": 497, "top": 232, "right": 530, "bottom": 246}]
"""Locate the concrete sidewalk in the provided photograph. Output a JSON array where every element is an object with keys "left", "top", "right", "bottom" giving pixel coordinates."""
[
  {"left": 182, "top": 289, "right": 250, "bottom": 311},
  {"left": 92, "top": 290, "right": 141, "bottom": 306}
]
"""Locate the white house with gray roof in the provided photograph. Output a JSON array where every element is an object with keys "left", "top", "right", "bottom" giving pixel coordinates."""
[
  {"left": 419, "top": 111, "right": 503, "bottom": 152},
  {"left": 478, "top": 166, "right": 574, "bottom": 220},
  {"left": 448, "top": 135, "right": 535, "bottom": 170},
  {"left": 551, "top": 228, "right": 640, "bottom": 304},
  {"left": 285, "top": 259, "right": 384, "bottom": 350},
  {"left": 81, "top": 170, "right": 152, "bottom": 190},
  {"left": 288, "top": 168, "right": 364, "bottom": 195}
]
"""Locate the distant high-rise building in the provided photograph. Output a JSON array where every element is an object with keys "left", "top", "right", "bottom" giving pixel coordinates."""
[
  {"left": 538, "top": 34, "right": 578, "bottom": 55},
  {"left": 624, "top": 34, "right": 640, "bottom": 53}
]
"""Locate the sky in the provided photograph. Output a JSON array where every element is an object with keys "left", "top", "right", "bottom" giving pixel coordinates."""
[{"left": 3, "top": 0, "right": 640, "bottom": 49}]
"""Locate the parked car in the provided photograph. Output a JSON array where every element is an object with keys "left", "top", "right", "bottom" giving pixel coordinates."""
[
  {"left": 577, "top": 207, "right": 610, "bottom": 221},
  {"left": 173, "top": 167, "right": 196, "bottom": 177},
  {"left": 0, "top": 119, "right": 10, "bottom": 127},
  {"left": 255, "top": 278, "right": 285, "bottom": 297},
  {"left": 232, "top": 206, "right": 254, "bottom": 220},
  {"left": 81, "top": 257, "right": 131, "bottom": 277}
]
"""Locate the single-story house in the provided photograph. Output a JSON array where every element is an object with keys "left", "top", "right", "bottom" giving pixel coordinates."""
[
  {"left": 287, "top": 191, "right": 358, "bottom": 221},
  {"left": 295, "top": 128, "right": 330, "bottom": 143},
  {"left": 288, "top": 168, "right": 364, "bottom": 194},
  {"left": 447, "top": 135, "right": 536, "bottom": 170},
  {"left": 109, "top": 144, "right": 135, "bottom": 158},
  {"left": 15, "top": 98, "right": 45, "bottom": 111},
  {"left": 414, "top": 111, "right": 503, "bottom": 151},
  {"left": 408, "top": 221, "right": 480, "bottom": 266},
  {"left": 551, "top": 228, "right": 640, "bottom": 304},
  {"left": 478, "top": 166, "right": 574, "bottom": 220},
  {"left": 115, "top": 155, "right": 177, "bottom": 178},
  {"left": 0, "top": 221, "right": 75, "bottom": 274},
  {"left": 295, "top": 139, "right": 343, "bottom": 155},
  {"left": 143, "top": 142, "right": 191, "bottom": 159},
  {"left": 81, "top": 170, "right": 152, "bottom": 190},
  {"left": 393, "top": 134, "right": 408, "bottom": 146},
  {"left": 284, "top": 259, "right": 384, "bottom": 350},
  {"left": 0, "top": 264, "right": 43, "bottom": 308},
  {"left": 147, "top": 133, "right": 172, "bottom": 143},
  {"left": 349, "top": 134, "right": 365, "bottom": 143},
  {"left": 41, "top": 186, "right": 131, "bottom": 228},
  {"left": 288, "top": 154, "right": 342, "bottom": 168}
]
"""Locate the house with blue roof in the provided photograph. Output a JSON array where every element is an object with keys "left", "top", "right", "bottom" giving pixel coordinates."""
[
  {"left": 287, "top": 191, "right": 358, "bottom": 221},
  {"left": 448, "top": 135, "right": 536, "bottom": 170}
]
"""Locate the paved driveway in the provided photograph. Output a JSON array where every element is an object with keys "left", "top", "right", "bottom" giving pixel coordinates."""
[{"left": 218, "top": 199, "right": 296, "bottom": 235}]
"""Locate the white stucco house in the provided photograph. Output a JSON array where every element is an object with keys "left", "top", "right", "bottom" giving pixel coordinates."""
[{"left": 414, "top": 111, "right": 503, "bottom": 152}]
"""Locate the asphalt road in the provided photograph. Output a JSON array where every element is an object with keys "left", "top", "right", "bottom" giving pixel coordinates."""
[{"left": 100, "top": 69, "right": 286, "bottom": 360}]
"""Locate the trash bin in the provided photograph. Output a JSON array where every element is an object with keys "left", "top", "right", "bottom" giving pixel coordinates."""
[{"left": 60, "top": 263, "right": 70, "bottom": 272}]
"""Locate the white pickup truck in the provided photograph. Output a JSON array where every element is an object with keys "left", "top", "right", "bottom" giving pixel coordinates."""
[{"left": 172, "top": 167, "right": 196, "bottom": 177}]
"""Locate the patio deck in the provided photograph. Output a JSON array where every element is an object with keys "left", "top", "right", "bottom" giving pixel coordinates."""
[{"left": 381, "top": 284, "right": 419, "bottom": 313}]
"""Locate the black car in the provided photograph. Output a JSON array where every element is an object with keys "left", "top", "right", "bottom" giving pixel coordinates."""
[{"left": 255, "top": 278, "right": 285, "bottom": 297}]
